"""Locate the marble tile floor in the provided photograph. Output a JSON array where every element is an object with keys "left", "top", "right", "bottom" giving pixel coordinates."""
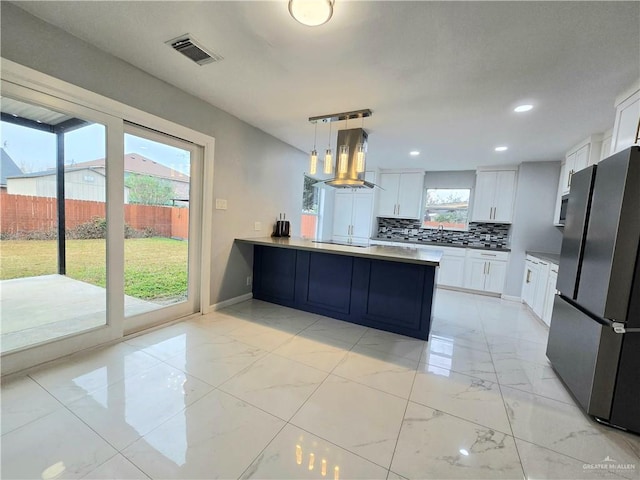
[{"left": 2, "top": 288, "right": 639, "bottom": 479}]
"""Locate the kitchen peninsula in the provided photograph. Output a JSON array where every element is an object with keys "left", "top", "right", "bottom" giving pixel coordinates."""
[{"left": 236, "top": 237, "right": 442, "bottom": 340}]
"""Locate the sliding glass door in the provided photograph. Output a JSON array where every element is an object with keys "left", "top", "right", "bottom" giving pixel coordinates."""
[
  {"left": 122, "top": 124, "right": 202, "bottom": 333},
  {"left": 0, "top": 80, "right": 206, "bottom": 372}
]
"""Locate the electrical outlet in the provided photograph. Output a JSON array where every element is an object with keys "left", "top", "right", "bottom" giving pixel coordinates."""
[
  {"left": 254, "top": 222, "right": 261, "bottom": 231},
  {"left": 215, "top": 198, "right": 228, "bottom": 210},
  {"left": 246, "top": 275, "right": 252, "bottom": 286}
]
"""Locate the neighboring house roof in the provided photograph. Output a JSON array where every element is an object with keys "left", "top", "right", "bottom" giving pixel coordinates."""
[
  {"left": 1, "top": 148, "right": 23, "bottom": 186},
  {"left": 73, "top": 153, "right": 189, "bottom": 183},
  {"left": 6, "top": 166, "right": 105, "bottom": 179}
]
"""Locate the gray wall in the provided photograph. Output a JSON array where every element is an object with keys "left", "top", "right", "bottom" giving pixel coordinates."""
[
  {"left": 1, "top": 3, "right": 306, "bottom": 305},
  {"left": 505, "top": 161, "right": 564, "bottom": 297}
]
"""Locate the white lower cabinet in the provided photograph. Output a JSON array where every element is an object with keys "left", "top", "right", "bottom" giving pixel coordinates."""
[
  {"left": 521, "top": 254, "right": 558, "bottom": 326},
  {"left": 414, "top": 245, "right": 466, "bottom": 288},
  {"left": 463, "top": 250, "right": 509, "bottom": 294}
]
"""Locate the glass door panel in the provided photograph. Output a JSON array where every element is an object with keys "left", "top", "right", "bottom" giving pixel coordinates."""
[
  {"left": 123, "top": 125, "right": 200, "bottom": 330},
  {"left": 0, "top": 95, "right": 112, "bottom": 353}
]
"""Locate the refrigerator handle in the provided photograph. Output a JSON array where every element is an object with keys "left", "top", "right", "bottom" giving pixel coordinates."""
[{"left": 611, "top": 322, "right": 640, "bottom": 334}]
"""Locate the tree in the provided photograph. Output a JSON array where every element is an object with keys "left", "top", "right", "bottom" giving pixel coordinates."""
[
  {"left": 302, "top": 175, "right": 319, "bottom": 213},
  {"left": 125, "top": 174, "right": 175, "bottom": 205}
]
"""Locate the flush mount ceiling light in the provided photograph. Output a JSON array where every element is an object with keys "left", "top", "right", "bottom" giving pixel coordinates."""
[
  {"left": 514, "top": 104, "right": 533, "bottom": 113},
  {"left": 289, "top": 0, "right": 334, "bottom": 27},
  {"left": 495, "top": 146, "right": 508, "bottom": 152}
]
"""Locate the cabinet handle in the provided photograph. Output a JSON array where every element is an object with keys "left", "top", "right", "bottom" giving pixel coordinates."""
[
  {"left": 481, "top": 253, "right": 497, "bottom": 257},
  {"left": 396, "top": 204, "right": 400, "bottom": 215},
  {"left": 526, "top": 269, "right": 531, "bottom": 283},
  {"left": 568, "top": 169, "right": 574, "bottom": 188},
  {"left": 487, "top": 262, "right": 491, "bottom": 274},
  {"left": 483, "top": 262, "right": 487, "bottom": 275}
]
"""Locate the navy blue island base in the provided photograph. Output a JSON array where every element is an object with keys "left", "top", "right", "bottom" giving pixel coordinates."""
[{"left": 250, "top": 244, "right": 437, "bottom": 340}]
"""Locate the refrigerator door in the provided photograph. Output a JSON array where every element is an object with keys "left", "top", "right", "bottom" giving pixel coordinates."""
[
  {"left": 556, "top": 166, "right": 596, "bottom": 299},
  {"left": 576, "top": 147, "right": 640, "bottom": 322},
  {"left": 546, "top": 295, "right": 622, "bottom": 419}
]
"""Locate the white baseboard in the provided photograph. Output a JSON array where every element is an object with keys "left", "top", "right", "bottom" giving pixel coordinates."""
[
  {"left": 210, "top": 292, "right": 253, "bottom": 311},
  {"left": 501, "top": 294, "right": 522, "bottom": 302}
]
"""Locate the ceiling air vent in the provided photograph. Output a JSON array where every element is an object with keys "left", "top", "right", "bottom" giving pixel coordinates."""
[{"left": 166, "top": 34, "right": 223, "bottom": 66}]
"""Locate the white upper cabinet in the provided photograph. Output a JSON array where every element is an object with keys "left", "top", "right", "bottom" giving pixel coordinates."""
[
  {"left": 611, "top": 83, "right": 640, "bottom": 154},
  {"left": 376, "top": 171, "right": 424, "bottom": 219},
  {"left": 471, "top": 168, "right": 517, "bottom": 223},
  {"left": 560, "top": 135, "right": 602, "bottom": 195}
]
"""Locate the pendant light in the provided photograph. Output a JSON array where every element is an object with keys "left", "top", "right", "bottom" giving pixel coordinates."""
[
  {"left": 309, "top": 121, "right": 318, "bottom": 175},
  {"left": 338, "top": 117, "right": 349, "bottom": 174},
  {"left": 355, "top": 113, "right": 367, "bottom": 173},
  {"left": 324, "top": 121, "right": 333, "bottom": 174}
]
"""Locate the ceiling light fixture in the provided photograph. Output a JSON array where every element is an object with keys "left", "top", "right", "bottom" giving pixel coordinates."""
[
  {"left": 338, "top": 117, "right": 350, "bottom": 174},
  {"left": 355, "top": 114, "right": 367, "bottom": 173},
  {"left": 514, "top": 104, "right": 533, "bottom": 113},
  {"left": 495, "top": 146, "right": 508, "bottom": 152},
  {"left": 324, "top": 120, "right": 333, "bottom": 174},
  {"left": 309, "top": 121, "right": 318, "bottom": 175},
  {"left": 409, "top": 150, "right": 420, "bottom": 156},
  {"left": 288, "top": 0, "right": 334, "bottom": 27}
]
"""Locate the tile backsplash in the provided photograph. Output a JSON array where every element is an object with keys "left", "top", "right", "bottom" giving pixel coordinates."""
[{"left": 376, "top": 218, "right": 510, "bottom": 249}]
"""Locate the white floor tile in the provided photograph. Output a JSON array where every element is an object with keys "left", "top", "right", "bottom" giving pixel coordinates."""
[
  {"left": 219, "top": 353, "right": 328, "bottom": 420},
  {"left": 411, "top": 365, "right": 511, "bottom": 434},
  {"left": 272, "top": 333, "right": 351, "bottom": 372},
  {"left": 163, "top": 338, "right": 267, "bottom": 387},
  {"left": 122, "top": 389, "right": 284, "bottom": 479},
  {"left": 240, "top": 424, "right": 389, "bottom": 479},
  {"left": 1, "top": 408, "right": 117, "bottom": 479},
  {"left": 28, "top": 342, "right": 161, "bottom": 405},
  {"left": 502, "top": 386, "right": 640, "bottom": 469},
  {"left": 81, "top": 454, "right": 149, "bottom": 479},
  {"left": 291, "top": 375, "right": 407, "bottom": 468},
  {"left": 515, "top": 438, "right": 632, "bottom": 480},
  {"left": 1, "top": 374, "right": 62, "bottom": 435},
  {"left": 421, "top": 340, "right": 498, "bottom": 382},
  {"left": 66, "top": 362, "right": 214, "bottom": 450},
  {"left": 331, "top": 344, "right": 418, "bottom": 398},
  {"left": 391, "top": 401, "right": 524, "bottom": 479}
]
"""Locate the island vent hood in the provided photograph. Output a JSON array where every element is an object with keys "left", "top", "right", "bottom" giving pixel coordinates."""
[
  {"left": 309, "top": 109, "right": 374, "bottom": 189},
  {"left": 326, "top": 128, "right": 372, "bottom": 188}
]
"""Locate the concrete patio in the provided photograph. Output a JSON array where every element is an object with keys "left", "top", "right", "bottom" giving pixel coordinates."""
[{"left": 0, "top": 275, "right": 159, "bottom": 353}]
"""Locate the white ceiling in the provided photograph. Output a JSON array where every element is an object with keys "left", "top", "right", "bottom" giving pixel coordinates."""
[{"left": 12, "top": 1, "right": 640, "bottom": 171}]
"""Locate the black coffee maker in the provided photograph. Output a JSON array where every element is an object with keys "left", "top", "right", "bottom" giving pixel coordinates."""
[{"left": 272, "top": 213, "right": 290, "bottom": 238}]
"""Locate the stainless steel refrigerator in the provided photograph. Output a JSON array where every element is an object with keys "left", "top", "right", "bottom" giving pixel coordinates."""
[{"left": 546, "top": 146, "right": 640, "bottom": 434}]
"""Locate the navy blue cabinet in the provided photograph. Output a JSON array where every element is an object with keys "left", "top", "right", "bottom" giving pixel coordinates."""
[{"left": 252, "top": 245, "right": 435, "bottom": 340}]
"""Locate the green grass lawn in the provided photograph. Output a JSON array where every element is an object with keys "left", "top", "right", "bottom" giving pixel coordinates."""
[{"left": 0, "top": 238, "right": 188, "bottom": 301}]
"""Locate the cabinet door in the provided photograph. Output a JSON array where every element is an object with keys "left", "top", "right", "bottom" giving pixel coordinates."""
[
  {"left": 351, "top": 193, "right": 374, "bottom": 239},
  {"left": 397, "top": 173, "right": 424, "bottom": 219},
  {"left": 377, "top": 173, "right": 400, "bottom": 217},
  {"left": 438, "top": 255, "right": 465, "bottom": 287},
  {"left": 564, "top": 151, "right": 576, "bottom": 194},
  {"left": 612, "top": 89, "right": 640, "bottom": 153},
  {"left": 560, "top": 159, "right": 571, "bottom": 195},
  {"left": 333, "top": 192, "right": 353, "bottom": 238},
  {"left": 464, "top": 258, "right": 487, "bottom": 291},
  {"left": 493, "top": 170, "right": 516, "bottom": 222},
  {"left": 573, "top": 144, "right": 590, "bottom": 173},
  {"left": 542, "top": 270, "right": 558, "bottom": 326},
  {"left": 522, "top": 260, "right": 536, "bottom": 306},
  {"left": 471, "top": 171, "right": 496, "bottom": 222},
  {"left": 484, "top": 260, "right": 507, "bottom": 294},
  {"left": 532, "top": 262, "right": 550, "bottom": 317}
]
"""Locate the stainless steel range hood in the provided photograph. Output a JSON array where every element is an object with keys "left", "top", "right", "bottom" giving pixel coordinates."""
[{"left": 326, "top": 128, "right": 373, "bottom": 188}]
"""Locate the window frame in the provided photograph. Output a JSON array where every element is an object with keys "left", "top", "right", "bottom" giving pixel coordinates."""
[{"left": 423, "top": 187, "right": 472, "bottom": 231}]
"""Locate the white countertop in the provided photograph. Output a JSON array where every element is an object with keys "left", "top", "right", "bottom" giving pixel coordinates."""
[{"left": 236, "top": 237, "right": 442, "bottom": 266}]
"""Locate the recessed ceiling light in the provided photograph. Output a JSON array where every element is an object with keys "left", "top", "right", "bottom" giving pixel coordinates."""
[
  {"left": 494, "top": 146, "right": 508, "bottom": 152},
  {"left": 514, "top": 104, "right": 533, "bottom": 113},
  {"left": 409, "top": 151, "right": 420, "bottom": 156}
]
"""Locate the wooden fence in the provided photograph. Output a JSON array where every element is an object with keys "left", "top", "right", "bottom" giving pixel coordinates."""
[
  {"left": 301, "top": 214, "right": 317, "bottom": 238},
  {"left": 0, "top": 192, "right": 189, "bottom": 239}
]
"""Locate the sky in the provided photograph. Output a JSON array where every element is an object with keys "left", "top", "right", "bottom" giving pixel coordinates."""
[{"left": 1, "top": 121, "right": 190, "bottom": 175}]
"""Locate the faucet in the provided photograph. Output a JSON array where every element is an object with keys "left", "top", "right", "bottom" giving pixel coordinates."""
[{"left": 438, "top": 223, "right": 444, "bottom": 241}]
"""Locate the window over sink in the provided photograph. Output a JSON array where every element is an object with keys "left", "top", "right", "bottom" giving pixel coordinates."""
[{"left": 423, "top": 188, "right": 470, "bottom": 231}]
